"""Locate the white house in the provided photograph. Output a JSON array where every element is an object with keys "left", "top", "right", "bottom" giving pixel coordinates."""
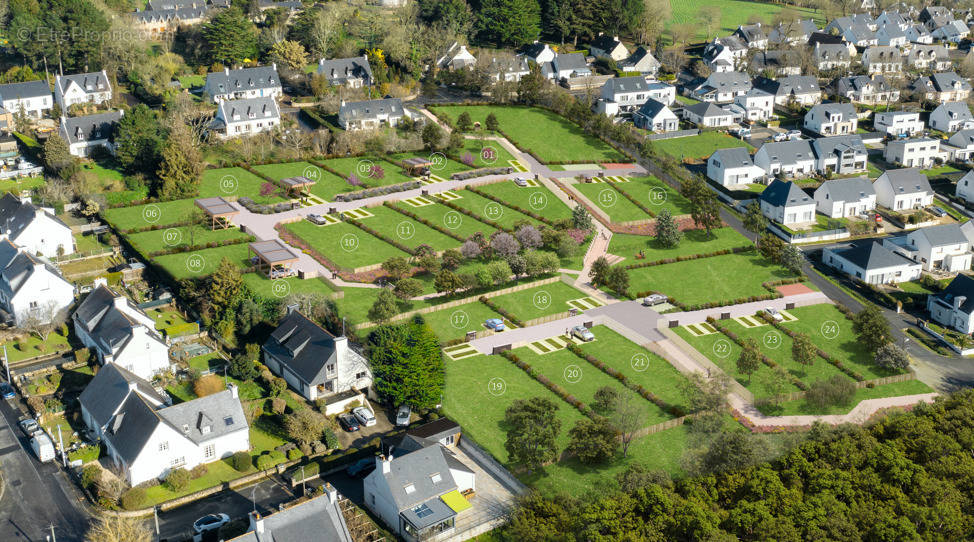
[
  {"left": 906, "top": 24, "right": 935, "bottom": 44},
  {"left": 0, "top": 80, "right": 52, "bottom": 118},
  {"left": 956, "top": 170, "right": 974, "bottom": 203},
  {"left": 919, "top": 6, "right": 953, "bottom": 32},
  {"left": 520, "top": 42, "right": 556, "bottom": 66},
  {"left": 338, "top": 98, "right": 408, "bottom": 131},
  {"left": 748, "top": 50, "right": 800, "bottom": 77},
  {"left": 804, "top": 103, "right": 858, "bottom": 136},
  {"left": 707, "top": 147, "right": 765, "bottom": 187},
  {"left": 618, "top": 47, "right": 661, "bottom": 76},
  {"left": 645, "top": 82, "right": 676, "bottom": 106},
  {"left": 734, "top": 23, "right": 769, "bottom": 49},
  {"left": 204, "top": 65, "right": 282, "bottom": 102},
  {"left": 759, "top": 179, "right": 815, "bottom": 226},
  {"left": 317, "top": 56, "right": 374, "bottom": 87},
  {"left": 873, "top": 111, "right": 924, "bottom": 136},
  {"left": 906, "top": 45, "right": 951, "bottom": 71},
  {"left": 884, "top": 137, "right": 944, "bottom": 168},
  {"left": 54, "top": 71, "right": 112, "bottom": 109},
  {"left": 363, "top": 425, "right": 475, "bottom": 542},
  {"left": 877, "top": 23, "right": 909, "bottom": 47},
  {"left": 753, "top": 140, "right": 817, "bottom": 178},
  {"left": 812, "top": 135, "right": 868, "bottom": 175},
  {"left": 946, "top": 130, "right": 974, "bottom": 161},
  {"left": 884, "top": 223, "right": 973, "bottom": 272},
  {"left": 874, "top": 168, "right": 934, "bottom": 210},
  {"left": 734, "top": 88, "right": 774, "bottom": 121},
  {"left": 0, "top": 240, "right": 74, "bottom": 327},
  {"left": 682, "top": 102, "right": 734, "bottom": 128},
  {"left": 703, "top": 36, "right": 748, "bottom": 72},
  {"left": 929, "top": 102, "right": 974, "bottom": 133},
  {"left": 834, "top": 75, "right": 899, "bottom": 105},
  {"left": 814, "top": 177, "right": 876, "bottom": 218},
  {"left": 690, "top": 72, "right": 751, "bottom": 103},
  {"left": 861, "top": 46, "right": 903, "bottom": 74},
  {"left": 72, "top": 281, "right": 170, "bottom": 381},
  {"left": 813, "top": 43, "right": 853, "bottom": 71},
  {"left": 262, "top": 308, "right": 371, "bottom": 402},
  {"left": 212, "top": 96, "right": 280, "bottom": 139},
  {"left": 632, "top": 99, "right": 678, "bottom": 132},
  {"left": 436, "top": 43, "right": 476, "bottom": 71},
  {"left": 754, "top": 75, "right": 821, "bottom": 106},
  {"left": 590, "top": 33, "right": 629, "bottom": 61},
  {"left": 550, "top": 53, "right": 591, "bottom": 80},
  {"left": 0, "top": 193, "right": 74, "bottom": 258},
  {"left": 823, "top": 241, "right": 922, "bottom": 284},
  {"left": 599, "top": 77, "right": 652, "bottom": 114},
  {"left": 909, "top": 72, "right": 972, "bottom": 103},
  {"left": 927, "top": 274, "right": 974, "bottom": 333},
  {"left": 78, "top": 364, "right": 250, "bottom": 486},
  {"left": 58, "top": 111, "right": 122, "bottom": 157},
  {"left": 932, "top": 20, "right": 970, "bottom": 43}
]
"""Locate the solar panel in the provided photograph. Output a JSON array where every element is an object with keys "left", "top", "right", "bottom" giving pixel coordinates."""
[{"left": 414, "top": 504, "right": 434, "bottom": 518}]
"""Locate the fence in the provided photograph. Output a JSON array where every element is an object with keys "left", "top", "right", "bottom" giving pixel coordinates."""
[
  {"left": 768, "top": 222, "right": 850, "bottom": 245},
  {"left": 52, "top": 247, "right": 116, "bottom": 264},
  {"left": 658, "top": 326, "right": 755, "bottom": 403},
  {"left": 353, "top": 276, "right": 562, "bottom": 330},
  {"left": 645, "top": 129, "right": 699, "bottom": 141},
  {"left": 521, "top": 311, "right": 572, "bottom": 327}
]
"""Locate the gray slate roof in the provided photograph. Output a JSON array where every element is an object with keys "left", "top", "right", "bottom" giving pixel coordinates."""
[
  {"left": 936, "top": 273, "right": 974, "bottom": 313},
  {"left": 602, "top": 76, "right": 649, "bottom": 95},
  {"left": 755, "top": 75, "right": 820, "bottom": 98},
  {"left": 0, "top": 193, "right": 69, "bottom": 238},
  {"left": 761, "top": 179, "right": 811, "bottom": 207},
  {"left": 218, "top": 96, "right": 279, "bottom": 123},
  {"left": 947, "top": 128, "right": 974, "bottom": 147},
  {"left": 620, "top": 47, "right": 660, "bottom": 71},
  {"left": 711, "top": 147, "right": 754, "bottom": 167},
  {"left": 816, "top": 177, "right": 875, "bottom": 203},
  {"left": 338, "top": 98, "right": 404, "bottom": 123},
  {"left": 812, "top": 134, "right": 867, "bottom": 157},
  {"left": 635, "top": 98, "right": 671, "bottom": 120},
  {"left": 317, "top": 56, "right": 373, "bottom": 85},
  {"left": 56, "top": 71, "right": 109, "bottom": 97},
  {"left": 913, "top": 223, "right": 969, "bottom": 246},
  {"left": 807, "top": 102, "right": 857, "bottom": 119},
  {"left": 911, "top": 72, "right": 972, "bottom": 93},
  {"left": 263, "top": 310, "right": 341, "bottom": 385},
  {"left": 158, "top": 389, "right": 247, "bottom": 444},
  {"left": 0, "top": 80, "right": 50, "bottom": 101},
  {"left": 878, "top": 167, "right": 932, "bottom": 194},
  {"left": 832, "top": 241, "right": 914, "bottom": 270},
  {"left": 756, "top": 139, "right": 815, "bottom": 166},
  {"left": 78, "top": 363, "right": 166, "bottom": 431},
  {"left": 231, "top": 493, "right": 353, "bottom": 542},
  {"left": 0, "top": 239, "right": 64, "bottom": 303},
  {"left": 204, "top": 65, "right": 280, "bottom": 97},
  {"left": 553, "top": 53, "right": 588, "bottom": 72},
  {"left": 72, "top": 284, "right": 153, "bottom": 356},
  {"left": 934, "top": 101, "right": 973, "bottom": 121},
  {"left": 59, "top": 111, "right": 121, "bottom": 145},
  {"left": 836, "top": 74, "right": 892, "bottom": 94},
  {"left": 684, "top": 102, "right": 728, "bottom": 118},
  {"left": 376, "top": 444, "right": 463, "bottom": 512}
]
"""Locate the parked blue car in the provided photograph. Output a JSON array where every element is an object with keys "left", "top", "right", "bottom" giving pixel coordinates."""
[
  {"left": 485, "top": 318, "right": 506, "bottom": 332},
  {"left": 0, "top": 382, "right": 15, "bottom": 399}
]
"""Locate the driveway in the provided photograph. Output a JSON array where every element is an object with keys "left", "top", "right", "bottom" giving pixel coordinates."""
[
  {"left": 587, "top": 300, "right": 665, "bottom": 341},
  {"left": 337, "top": 403, "right": 395, "bottom": 449}
]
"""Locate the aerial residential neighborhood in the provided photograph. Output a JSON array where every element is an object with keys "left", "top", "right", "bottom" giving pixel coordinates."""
[{"left": 1, "top": 0, "right": 974, "bottom": 541}]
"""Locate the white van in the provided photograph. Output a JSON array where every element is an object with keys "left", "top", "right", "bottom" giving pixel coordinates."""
[{"left": 30, "top": 433, "right": 55, "bottom": 463}]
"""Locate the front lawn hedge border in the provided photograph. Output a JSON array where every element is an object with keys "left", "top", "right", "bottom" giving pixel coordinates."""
[
  {"left": 479, "top": 296, "right": 524, "bottom": 327},
  {"left": 451, "top": 166, "right": 515, "bottom": 180},
  {"left": 637, "top": 276, "right": 806, "bottom": 311},
  {"left": 466, "top": 185, "right": 556, "bottom": 226},
  {"left": 707, "top": 316, "right": 810, "bottom": 392},
  {"left": 440, "top": 193, "right": 513, "bottom": 233},
  {"left": 623, "top": 245, "right": 755, "bottom": 270},
  {"left": 344, "top": 216, "right": 417, "bottom": 256},
  {"left": 146, "top": 235, "right": 255, "bottom": 258},
  {"left": 607, "top": 180, "right": 657, "bottom": 218},
  {"left": 756, "top": 311, "right": 867, "bottom": 382},
  {"left": 384, "top": 202, "right": 466, "bottom": 242},
  {"left": 499, "top": 350, "right": 597, "bottom": 419}
]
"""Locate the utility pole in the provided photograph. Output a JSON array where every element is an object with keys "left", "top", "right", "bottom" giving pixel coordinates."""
[
  {"left": 57, "top": 425, "right": 66, "bottom": 467},
  {"left": 300, "top": 465, "right": 305, "bottom": 496},
  {"left": 49, "top": 524, "right": 56, "bottom": 542},
  {"left": 3, "top": 344, "right": 9, "bottom": 383},
  {"left": 154, "top": 506, "right": 160, "bottom": 536}
]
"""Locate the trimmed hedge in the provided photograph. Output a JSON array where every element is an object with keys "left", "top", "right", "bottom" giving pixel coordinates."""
[
  {"left": 451, "top": 166, "right": 516, "bottom": 180},
  {"left": 607, "top": 180, "right": 657, "bottom": 219},
  {"left": 499, "top": 350, "right": 597, "bottom": 419},
  {"left": 624, "top": 245, "right": 755, "bottom": 270},
  {"left": 756, "top": 310, "right": 869, "bottom": 382},
  {"left": 480, "top": 296, "right": 524, "bottom": 327},
  {"left": 467, "top": 185, "right": 556, "bottom": 226},
  {"left": 640, "top": 276, "right": 806, "bottom": 311},
  {"left": 384, "top": 202, "right": 466, "bottom": 242},
  {"left": 707, "top": 317, "right": 810, "bottom": 391},
  {"left": 146, "top": 235, "right": 255, "bottom": 258},
  {"left": 441, "top": 193, "right": 514, "bottom": 233}
]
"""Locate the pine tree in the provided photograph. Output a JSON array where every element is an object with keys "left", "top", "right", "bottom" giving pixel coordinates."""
[
  {"left": 654, "top": 208, "right": 683, "bottom": 248},
  {"left": 208, "top": 257, "right": 243, "bottom": 321},
  {"left": 157, "top": 125, "right": 203, "bottom": 199},
  {"left": 202, "top": 7, "right": 258, "bottom": 65}
]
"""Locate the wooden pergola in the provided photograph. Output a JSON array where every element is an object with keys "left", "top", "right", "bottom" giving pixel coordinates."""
[
  {"left": 195, "top": 197, "right": 239, "bottom": 230},
  {"left": 249, "top": 240, "right": 299, "bottom": 279},
  {"left": 280, "top": 176, "right": 316, "bottom": 198},
  {"left": 402, "top": 157, "right": 432, "bottom": 176}
]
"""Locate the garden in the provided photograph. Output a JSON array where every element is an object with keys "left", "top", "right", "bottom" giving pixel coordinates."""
[
  {"left": 571, "top": 181, "right": 652, "bottom": 223},
  {"left": 608, "top": 227, "right": 752, "bottom": 263},
  {"left": 394, "top": 200, "right": 499, "bottom": 239},
  {"left": 648, "top": 132, "right": 754, "bottom": 160},
  {"left": 487, "top": 281, "right": 592, "bottom": 322},
  {"left": 252, "top": 161, "right": 353, "bottom": 202},
  {"left": 475, "top": 181, "right": 574, "bottom": 222},
  {"left": 284, "top": 219, "right": 411, "bottom": 271}
]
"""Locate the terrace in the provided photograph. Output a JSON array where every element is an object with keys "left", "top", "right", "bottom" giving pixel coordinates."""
[
  {"left": 195, "top": 197, "right": 239, "bottom": 230},
  {"left": 249, "top": 240, "right": 299, "bottom": 279}
]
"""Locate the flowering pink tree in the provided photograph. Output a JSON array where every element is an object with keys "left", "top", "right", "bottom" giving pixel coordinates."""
[
  {"left": 369, "top": 164, "right": 385, "bottom": 180},
  {"left": 347, "top": 174, "right": 362, "bottom": 186},
  {"left": 461, "top": 152, "right": 475, "bottom": 166},
  {"left": 260, "top": 183, "right": 277, "bottom": 197}
]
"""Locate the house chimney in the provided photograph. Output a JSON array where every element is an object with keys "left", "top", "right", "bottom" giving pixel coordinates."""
[
  {"left": 228, "top": 382, "right": 238, "bottom": 399},
  {"left": 113, "top": 295, "right": 128, "bottom": 309},
  {"left": 955, "top": 295, "right": 966, "bottom": 309},
  {"left": 93, "top": 277, "right": 108, "bottom": 288},
  {"left": 250, "top": 511, "right": 264, "bottom": 534},
  {"left": 128, "top": 379, "right": 139, "bottom": 392},
  {"left": 378, "top": 454, "right": 391, "bottom": 474},
  {"left": 224, "top": 67, "right": 230, "bottom": 77},
  {"left": 324, "top": 482, "right": 338, "bottom": 504}
]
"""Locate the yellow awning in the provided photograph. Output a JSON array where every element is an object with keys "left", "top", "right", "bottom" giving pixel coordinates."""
[{"left": 441, "top": 490, "right": 472, "bottom": 513}]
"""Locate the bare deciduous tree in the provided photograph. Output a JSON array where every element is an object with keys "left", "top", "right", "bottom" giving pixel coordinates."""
[{"left": 85, "top": 514, "right": 152, "bottom": 542}]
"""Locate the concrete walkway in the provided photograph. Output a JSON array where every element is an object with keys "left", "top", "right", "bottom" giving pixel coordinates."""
[
  {"left": 729, "top": 392, "right": 939, "bottom": 427},
  {"left": 467, "top": 314, "right": 590, "bottom": 354},
  {"left": 662, "top": 291, "right": 831, "bottom": 326}
]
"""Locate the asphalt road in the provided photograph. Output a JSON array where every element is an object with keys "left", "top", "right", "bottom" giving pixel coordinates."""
[{"left": 0, "top": 396, "right": 89, "bottom": 542}]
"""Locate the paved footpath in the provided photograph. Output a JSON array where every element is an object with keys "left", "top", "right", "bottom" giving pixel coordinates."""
[{"left": 729, "top": 393, "right": 939, "bottom": 427}]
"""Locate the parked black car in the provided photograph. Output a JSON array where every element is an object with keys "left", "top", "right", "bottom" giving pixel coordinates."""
[{"left": 338, "top": 413, "right": 360, "bottom": 432}]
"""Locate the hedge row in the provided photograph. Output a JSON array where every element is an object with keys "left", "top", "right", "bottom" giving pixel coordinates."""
[
  {"left": 479, "top": 296, "right": 524, "bottom": 327},
  {"left": 756, "top": 311, "right": 867, "bottom": 382},
  {"left": 565, "top": 343, "right": 686, "bottom": 417},
  {"left": 243, "top": 164, "right": 288, "bottom": 192},
  {"left": 344, "top": 216, "right": 417, "bottom": 256},
  {"left": 441, "top": 194, "right": 514, "bottom": 233},
  {"left": 336, "top": 181, "right": 423, "bottom": 202},
  {"left": 466, "top": 185, "right": 555, "bottom": 226},
  {"left": 500, "top": 350, "right": 596, "bottom": 419},
  {"left": 607, "top": 180, "right": 656, "bottom": 219},
  {"left": 383, "top": 202, "right": 466, "bottom": 242},
  {"left": 648, "top": 276, "right": 805, "bottom": 312},
  {"left": 451, "top": 166, "right": 516, "bottom": 180},
  {"left": 120, "top": 218, "right": 198, "bottom": 235},
  {"left": 624, "top": 245, "right": 754, "bottom": 270},
  {"left": 147, "top": 235, "right": 254, "bottom": 258},
  {"left": 238, "top": 197, "right": 301, "bottom": 214},
  {"left": 276, "top": 223, "right": 344, "bottom": 273},
  {"left": 707, "top": 317, "right": 810, "bottom": 391}
]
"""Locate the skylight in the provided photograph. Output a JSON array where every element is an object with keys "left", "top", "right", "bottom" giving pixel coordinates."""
[
  {"left": 431, "top": 473, "right": 442, "bottom": 484},
  {"left": 405, "top": 484, "right": 416, "bottom": 494},
  {"left": 414, "top": 504, "right": 434, "bottom": 518}
]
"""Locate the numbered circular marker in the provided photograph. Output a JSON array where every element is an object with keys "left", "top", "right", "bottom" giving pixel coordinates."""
[
  {"left": 713, "top": 338, "right": 733, "bottom": 358},
  {"left": 528, "top": 191, "right": 548, "bottom": 211},
  {"left": 219, "top": 174, "right": 238, "bottom": 195},
  {"left": 396, "top": 221, "right": 416, "bottom": 240},
  {"left": 355, "top": 159, "right": 375, "bottom": 176},
  {"left": 162, "top": 228, "right": 183, "bottom": 247},
  {"left": 429, "top": 152, "right": 447, "bottom": 171},
  {"left": 450, "top": 310, "right": 470, "bottom": 329},
  {"left": 480, "top": 146, "right": 498, "bottom": 165},
  {"left": 142, "top": 204, "right": 162, "bottom": 224},
  {"left": 443, "top": 211, "right": 463, "bottom": 230},
  {"left": 483, "top": 202, "right": 504, "bottom": 220},
  {"left": 532, "top": 290, "right": 552, "bottom": 309},
  {"left": 820, "top": 320, "right": 840, "bottom": 340},
  {"left": 340, "top": 233, "right": 360, "bottom": 253},
  {"left": 597, "top": 189, "right": 617, "bottom": 208},
  {"left": 185, "top": 254, "right": 206, "bottom": 274},
  {"left": 630, "top": 353, "right": 650, "bottom": 372},
  {"left": 648, "top": 187, "right": 667, "bottom": 206},
  {"left": 763, "top": 330, "right": 782, "bottom": 349},
  {"left": 302, "top": 166, "right": 321, "bottom": 181},
  {"left": 487, "top": 377, "right": 507, "bottom": 396},
  {"left": 271, "top": 279, "right": 291, "bottom": 298},
  {"left": 563, "top": 364, "right": 583, "bottom": 383}
]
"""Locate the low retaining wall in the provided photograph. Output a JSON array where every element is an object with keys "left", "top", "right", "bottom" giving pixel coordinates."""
[{"left": 645, "top": 129, "right": 699, "bottom": 141}]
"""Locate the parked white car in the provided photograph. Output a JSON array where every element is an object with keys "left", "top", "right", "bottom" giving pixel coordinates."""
[
  {"left": 766, "top": 307, "right": 784, "bottom": 321},
  {"left": 353, "top": 406, "right": 377, "bottom": 427}
]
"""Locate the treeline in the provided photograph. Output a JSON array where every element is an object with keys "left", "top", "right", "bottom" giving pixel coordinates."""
[{"left": 494, "top": 390, "right": 974, "bottom": 541}]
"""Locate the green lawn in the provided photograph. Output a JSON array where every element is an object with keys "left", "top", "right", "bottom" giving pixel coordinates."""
[
  {"left": 73, "top": 231, "right": 112, "bottom": 254},
  {"left": 0, "top": 176, "right": 44, "bottom": 194},
  {"left": 285, "top": 219, "right": 410, "bottom": 270},
  {"left": 103, "top": 198, "right": 198, "bottom": 230},
  {"left": 200, "top": 167, "right": 286, "bottom": 204},
  {"left": 442, "top": 353, "right": 589, "bottom": 463},
  {"left": 475, "top": 181, "right": 573, "bottom": 221},
  {"left": 145, "top": 307, "right": 189, "bottom": 331},
  {"left": 756, "top": 379, "right": 933, "bottom": 416},
  {"left": 319, "top": 156, "right": 416, "bottom": 186},
  {"left": 624, "top": 176, "right": 694, "bottom": 217},
  {"left": 338, "top": 286, "right": 421, "bottom": 325},
  {"left": 127, "top": 225, "right": 251, "bottom": 254},
  {"left": 177, "top": 74, "right": 205, "bottom": 88},
  {"left": 429, "top": 105, "right": 626, "bottom": 163},
  {"left": 186, "top": 352, "right": 226, "bottom": 373},
  {"left": 624, "top": 252, "right": 796, "bottom": 302},
  {"left": 422, "top": 302, "right": 508, "bottom": 342},
  {"left": 514, "top": 347, "right": 673, "bottom": 425},
  {"left": 357, "top": 205, "right": 460, "bottom": 251},
  {"left": 608, "top": 227, "right": 752, "bottom": 263},
  {"left": 393, "top": 201, "right": 498, "bottom": 239},
  {"left": 668, "top": 0, "right": 821, "bottom": 41},
  {"left": 81, "top": 160, "right": 149, "bottom": 204},
  {"left": 577, "top": 326, "right": 691, "bottom": 411},
  {"left": 389, "top": 152, "right": 472, "bottom": 179},
  {"left": 242, "top": 273, "right": 338, "bottom": 300},
  {"left": 4, "top": 331, "right": 72, "bottom": 363},
  {"left": 456, "top": 138, "right": 519, "bottom": 169},
  {"left": 488, "top": 281, "right": 591, "bottom": 321},
  {"left": 573, "top": 181, "right": 653, "bottom": 223},
  {"left": 448, "top": 189, "right": 546, "bottom": 230},
  {"left": 253, "top": 161, "right": 354, "bottom": 202},
  {"left": 649, "top": 132, "right": 754, "bottom": 160},
  {"left": 154, "top": 243, "right": 253, "bottom": 279}
]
